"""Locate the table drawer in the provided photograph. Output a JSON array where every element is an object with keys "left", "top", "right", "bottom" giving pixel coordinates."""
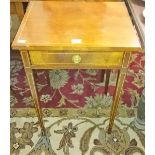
[{"left": 29, "top": 51, "right": 124, "bottom": 68}]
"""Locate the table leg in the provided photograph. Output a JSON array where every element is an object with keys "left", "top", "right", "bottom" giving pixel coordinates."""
[
  {"left": 100, "top": 70, "right": 105, "bottom": 83},
  {"left": 15, "top": 2, "right": 24, "bottom": 21},
  {"left": 108, "top": 52, "right": 131, "bottom": 134},
  {"left": 20, "top": 51, "right": 46, "bottom": 135},
  {"left": 105, "top": 69, "right": 111, "bottom": 95}
]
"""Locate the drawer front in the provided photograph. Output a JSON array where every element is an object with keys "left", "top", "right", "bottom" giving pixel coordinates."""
[{"left": 29, "top": 51, "right": 124, "bottom": 68}]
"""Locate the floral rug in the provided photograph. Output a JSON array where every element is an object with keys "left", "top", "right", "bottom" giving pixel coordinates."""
[{"left": 10, "top": 116, "right": 145, "bottom": 155}]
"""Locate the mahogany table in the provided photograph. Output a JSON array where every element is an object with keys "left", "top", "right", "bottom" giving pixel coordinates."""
[{"left": 12, "top": 1, "right": 141, "bottom": 134}]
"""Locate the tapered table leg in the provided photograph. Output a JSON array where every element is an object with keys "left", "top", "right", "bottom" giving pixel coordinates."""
[
  {"left": 108, "top": 52, "right": 131, "bottom": 134},
  {"left": 20, "top": 51, "right": 46, "bottom": 135},
  {"left": 105, "top": 69, "right": 111, "bottom": 95},
  {"left": 15, "top": 2, "right": 24, "bottom": 21},
  {"left": 100, "top": 70, "right": 105, "bottom": 83}
]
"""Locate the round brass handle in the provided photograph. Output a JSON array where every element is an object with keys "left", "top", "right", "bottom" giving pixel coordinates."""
[{"left": 72, "top": 55, "right": 81, "bottom": 64}]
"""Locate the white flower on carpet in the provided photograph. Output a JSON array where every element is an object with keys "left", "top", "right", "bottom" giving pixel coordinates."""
[
  {"left": 10, "top": 77, "right": 18, "bottom": 86},
  {"left": 86, "top": 69, "right": 98, "bottom": 76},
  {"left": 71, "top": 84, "right": 84, "bottom": 95},
  {"left": 10, "top": 95, "right": 18, "bottom": 107},
  {"left": 10, "top": 60, "right": 23, "bottom": 74},
  {"left": 13, "top": 143, "right": 20, "bottom": 149},
  {"left": 40, "top": 94, "right": 52, "bottom": 103},
  {"left": 15, "top": 132, "right": 22, "bottom": 139},
  {"left": 49, "top": 70, "right": 69, "bottom": 89},
  {"left": 85, "top": 93, "right": 112, "bottom": 108},
  {"left": 23, "top": 97, "right": 34, "bottom": 106}
]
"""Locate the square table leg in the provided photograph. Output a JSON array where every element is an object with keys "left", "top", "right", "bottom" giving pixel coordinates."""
[
  {"left": 20, "top": 51, "right": 46, "bottom": 135},
  {"left": 105, "top": 69, "right": 111, "bottom": 95},
  {"left": 108, "top": 52, "right": 131, "bottom": 134},
  {"left": 15, "top": 2, "right": 24, "bottom": 21}
]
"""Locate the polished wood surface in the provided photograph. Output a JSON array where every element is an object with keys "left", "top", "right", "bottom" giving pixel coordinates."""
[
  {"left": 108, "top": 52, "right": 131, "bottom": 133},
  {"left": 29, "top": 51, "right": 124, "bottom": 68},
  {"left": 12, "top": 1, "right": 141, "bottom": 51},
  {"left": 11, "top": 0, "right": 28, "bottom": 2}
]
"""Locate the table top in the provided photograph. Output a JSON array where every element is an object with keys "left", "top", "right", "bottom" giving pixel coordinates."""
[{"left": 12, "top": 1, "right": 141, "bottom": 52}]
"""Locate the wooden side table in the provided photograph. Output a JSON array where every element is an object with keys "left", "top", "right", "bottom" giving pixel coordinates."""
[{"left": 12, "top": 1, "right": 141, "bottom": 134}]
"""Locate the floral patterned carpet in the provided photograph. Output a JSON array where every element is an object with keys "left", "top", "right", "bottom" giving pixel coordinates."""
[{"left": 11, "top": 116, "right": 145, "bottom": 155}]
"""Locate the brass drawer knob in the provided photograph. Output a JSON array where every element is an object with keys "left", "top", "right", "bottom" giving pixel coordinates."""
[{"left": 72, "top": 55, "right": 81, "bottom": 64}]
